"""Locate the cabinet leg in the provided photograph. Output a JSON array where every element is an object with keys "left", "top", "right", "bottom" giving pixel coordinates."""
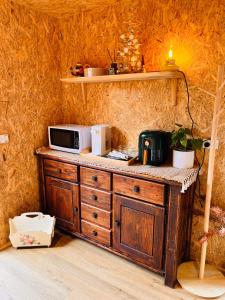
[{"left": 164, "top": 249, "right": 178, "bottom": 288}]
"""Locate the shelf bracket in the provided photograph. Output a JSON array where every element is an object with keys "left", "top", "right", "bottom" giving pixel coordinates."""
[
  {"left": 81, "top": 83, "right": 87, "bottom": 105},
  {"left": 171, "top": 79, "right": 178, "bottom": 106}
]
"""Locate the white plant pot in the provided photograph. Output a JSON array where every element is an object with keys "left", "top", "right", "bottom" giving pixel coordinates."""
[{"left": 173, "top": 149, "right": 195, "bottom": 169}]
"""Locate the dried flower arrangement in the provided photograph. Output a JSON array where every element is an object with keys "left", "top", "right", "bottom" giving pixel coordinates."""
[{"left": 117, "top": 28, "right": 142, "bottom": 73}]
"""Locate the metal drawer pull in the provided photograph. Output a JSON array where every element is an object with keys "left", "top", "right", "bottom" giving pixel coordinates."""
[
  {"left": 92, "top": 212, "right": 98, "bottom": 219},
  {"left": 115, "top": 220, "right": 120, "bottom": 226},
  {"left": 92, "top": 175, "right": 98, "bottom": 182},
  {"left": 73, "top": 207, "right": 78, "bottom": 213},
  {"left": 133, "top": 185, "right": 140, "bottom": 193},
  {"left": 91, "top": 195, "right": 98, "bottom": 201},
  {"left": 92, "top": 230, "right": 98, "bottom": 237}
]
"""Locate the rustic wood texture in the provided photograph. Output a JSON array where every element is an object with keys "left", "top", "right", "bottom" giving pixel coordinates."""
[
  {"left": 81, "top": 220, "right": 111, "bottom": 247},
  {"left": 165, "top": 184, "right": 195, "bottom": 287},
  {"left": 61, "top": 71, "right": 183, "bottom": 82},
  {"left": 0, "top": 0, "right": 63, "bottom": 247},
  {"left": 113, "top": 195, "right": 165, "bottom": 272},
  {"left": 120, "top": 206, "right": 154, "bottom": 256},
  {"left": 113, "top": 174, "right": 165, "bottom": 205},
  {"left": 80, "top": 185, "right": 112, "bottom": 211},
  {"left": 81, "top": 203, "right": 111, "bottom": 229},
  {"left": 80, "top": 166, "right": 111, "bottom": 191},
  {"left": 40, "top": 156, "right": 194, "bottom": 286},
  {"left": 58, "top": 0, "right": 225, "bottom": 268},
  {"left": 44, "top": 159, "right": 78, "bottom": 182},
  {"left": 45, "top": 176, "right": 80, "bottom": 232}
]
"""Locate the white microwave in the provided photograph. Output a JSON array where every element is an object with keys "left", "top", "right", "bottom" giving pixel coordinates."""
[{"left": 48, "top": 124, "right": 91, "bottom": 154}]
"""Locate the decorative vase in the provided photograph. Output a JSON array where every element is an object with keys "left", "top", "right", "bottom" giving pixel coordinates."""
[{"left": 173, "top": 149, "right": 195, "bottom": 169}]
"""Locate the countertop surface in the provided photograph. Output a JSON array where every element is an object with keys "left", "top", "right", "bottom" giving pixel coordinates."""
[{"left": 36, "top": 147, "right": 198, "bottom": 192}]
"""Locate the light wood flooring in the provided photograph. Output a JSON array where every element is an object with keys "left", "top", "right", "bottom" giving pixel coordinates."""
[{"left": 0, "top": 232, "right": 224, "bottom": 300}]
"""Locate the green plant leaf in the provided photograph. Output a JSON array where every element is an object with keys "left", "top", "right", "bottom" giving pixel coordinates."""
[
  {"left": 170, "top": 124, "right": 203, "bottom": 151},
  {"left": 191, "top": 139, "right": 203, "bottom": 150},
  {"left": 180, "top": 137, "right": 188, "bottom": 149}
]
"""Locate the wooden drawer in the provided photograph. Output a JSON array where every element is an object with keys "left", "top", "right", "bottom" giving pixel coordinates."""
[
  {"left": 81, "top": 203, "right": 111, "bottom": 229},
  {"left": 80, "top": 185, "right": 111, "bottom": 211},
  {"left": 80, "top": 167, "right": 111, "bottom": 191},
  {"left": 113, "top": 174, "right": 165, "bottom": 205},
  {"left": 44, "top": 159, "right": 77, "bottom": 182},
  {"left": 81, "top": 220, "right": 111, "bottom": 247}
]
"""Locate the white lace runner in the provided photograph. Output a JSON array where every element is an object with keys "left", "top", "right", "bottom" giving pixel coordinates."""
[{"left": 37, "top": 147, "right": 198, "bottom": 193}]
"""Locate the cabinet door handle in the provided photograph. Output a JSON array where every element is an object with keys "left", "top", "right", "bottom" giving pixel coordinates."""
[
  {"left": 115, "top": 220, "right": 120, "bottom": 226},
  {"left": 92, "top": 175, "right": 98, "bottom": 182},
  {"left": 92, "top": 212, "right": 98, "bottom": 219},
  {"left": 73, "top": 207, "right": 78, "bottom": 214},
  {"left": 91, "top": 195, "right": 98, "bottom": 201},
  {"left": 92, "top": 230, "right": 98, "bottom": 237},
  {"left": 133, "top": 185, "right": 140, "bottom": 193}
]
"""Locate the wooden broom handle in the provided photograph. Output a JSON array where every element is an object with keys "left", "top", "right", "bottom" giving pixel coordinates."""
[{"left": 199, "top": 65, "right": 225, "bottom": 279}]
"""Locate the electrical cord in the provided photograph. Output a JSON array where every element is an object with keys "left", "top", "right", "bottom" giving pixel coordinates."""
[
  {"left": 178, "top": 70, "right": 205, "bottom": 203},
  {"left": 178, "top": 70, "right": 195, "bottom": 134}
]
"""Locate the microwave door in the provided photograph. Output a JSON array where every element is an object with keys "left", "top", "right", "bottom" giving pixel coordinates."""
[{"left": 50, "top": 128, "right": 79, "bottom": 150}]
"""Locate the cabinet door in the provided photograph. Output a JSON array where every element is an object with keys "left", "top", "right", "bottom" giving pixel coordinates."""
[
  {"left": 113, "top": 195, "right": 164, "bottom": 271},
  {"left": 45, "top": 176, "right": 80, "bottom": 233}
]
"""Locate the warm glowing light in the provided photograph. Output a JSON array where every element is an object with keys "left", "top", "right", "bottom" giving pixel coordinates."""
[
  {"left": 168, "top": 48, "right": 173, "bottom": 59},
  {"left": 165, "top": 45, "right": 179, "bottom": 70}
]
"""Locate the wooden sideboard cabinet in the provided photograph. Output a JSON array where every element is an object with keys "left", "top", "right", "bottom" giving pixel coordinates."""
[{"left": 38, "top": 153, "right": 195, "bottom": 288}]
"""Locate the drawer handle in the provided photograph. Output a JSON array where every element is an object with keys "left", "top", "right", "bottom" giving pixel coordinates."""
[
  {"left": 92, "top": 175, "right": 98, "bottom": 182},
  {"left": 115, "top": 220, "right": 120, "bottom": 226},
  {"left": 92, "top": 212, "right": 98, "bottom": 219},
  {"left": 73, "top": 207, "right": 78, "bottom": 214},
  {"left": 91, "top": 195, "right": 98, "bottom": 201},
  {"left": 92, "top": 230, "right": 98, "bottom": 237},
  {"left": 133, "top": 185, "right": 140, "bottom": 193}
]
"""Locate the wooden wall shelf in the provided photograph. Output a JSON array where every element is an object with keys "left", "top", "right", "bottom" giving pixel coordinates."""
[{"left": 60, "top": 71, "right": 183, "bottom": 105}]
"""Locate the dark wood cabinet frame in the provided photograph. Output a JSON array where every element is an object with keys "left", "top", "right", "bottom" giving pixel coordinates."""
[{"left": 37, "top": 154, "right": 195, "bottom": 288}]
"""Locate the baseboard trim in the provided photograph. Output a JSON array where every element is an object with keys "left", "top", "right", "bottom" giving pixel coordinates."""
[{"left": 0, "top": 242, "right": 11, "bottom": 251}]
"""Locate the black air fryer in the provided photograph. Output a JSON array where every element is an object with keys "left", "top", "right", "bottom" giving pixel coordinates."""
[{"left": 138, "top": 130, "right": 170, "bottom": 166}]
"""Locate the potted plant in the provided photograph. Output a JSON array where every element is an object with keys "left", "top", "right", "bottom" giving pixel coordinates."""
[{"left": 171, "top": 124, "right": 203, "bottom": 168}]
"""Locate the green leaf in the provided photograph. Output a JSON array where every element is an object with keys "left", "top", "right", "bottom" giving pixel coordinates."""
[
  {"left": 180, "top": 137, "right": 188, "bottom": 149},
  {"left": 170, "top": 123, "right": 203, "bottom": 150},
  {"left": 191, "top": 139, "right": 203, "bottom": 150}
]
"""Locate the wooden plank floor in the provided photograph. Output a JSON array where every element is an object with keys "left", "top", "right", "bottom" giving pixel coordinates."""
[{"left": 0, "top": 232, "right": 224, "bottom": 300}]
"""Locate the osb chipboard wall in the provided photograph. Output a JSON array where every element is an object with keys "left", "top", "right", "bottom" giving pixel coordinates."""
[
  {"left": 0, "top": 0, "right": 63, "bottom": 247},
  {"left": 0, "top": 0, "right": 224, "bottom": 267},
  {"left": 59, "top": 0, "right": 225, "bottom": 266},
  {"left": 12, "top": 0, "right": 122, "bottom": 18}
]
